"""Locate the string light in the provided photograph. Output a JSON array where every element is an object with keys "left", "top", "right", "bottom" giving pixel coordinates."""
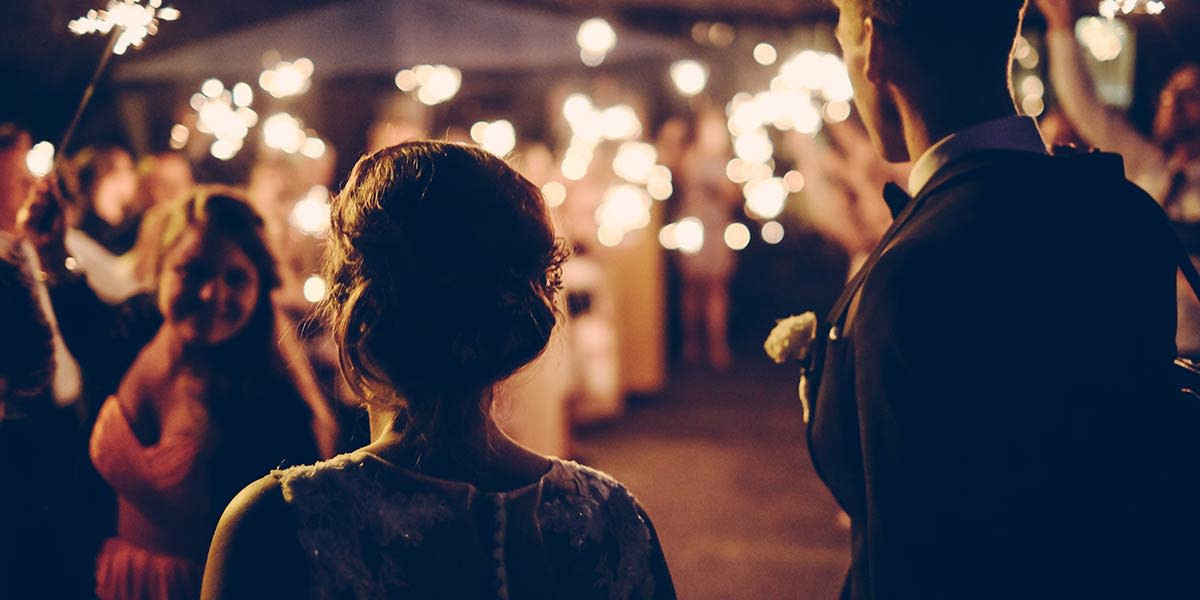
[
  {"left": 1099, "top": 0, "right": 1165, "bottom": 17},
  {"left": 469, "top": 120, "right": 517, "bottom": 157},
  {"left": 303, "top": 275, "right": 327, "bottom": 303},
  {"left": 259, "top": 57, "right": 314, "bottom": 99},
  {"left": 724, "top": 223, "right": 751, "bottom": 250},
  {"left": 761, "top": 221, "right": 785, "bottom": 245},
  {"left": 26, "top": 142, "right": 55, "bottom": 178},
  {"left": 670, "top": 60, "right": 709, "bottom": 96},
  {"left": 577, "top": 18, "right": 617, "bottom": 66},
  {"left": 754, "top": 43, "right": 779, "bottom": 66},
  {"left": 290, "top": 186, "right": 331, "bottom": 236}
]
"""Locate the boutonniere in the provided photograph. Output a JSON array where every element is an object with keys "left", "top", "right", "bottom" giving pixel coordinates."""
[{"left": 764, "top": 312, "right": 818, "bottom": 422}]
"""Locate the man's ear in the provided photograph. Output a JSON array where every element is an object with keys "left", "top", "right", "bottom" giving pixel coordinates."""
[{"left": 863, "top": 17, "right": 886, "bottom": 85}]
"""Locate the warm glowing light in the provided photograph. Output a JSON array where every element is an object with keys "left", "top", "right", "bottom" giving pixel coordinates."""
[
  {"left": 542, "top": 181, "right": 567, "bottom": 208},
  {"left": 675, "top": 217, "right": 705, "bottom": 254},
  {"left": 658, "top": 223, "right": 679, "bottom": 250},
  {"left": 784, "top": 170, "right": 806, "bottom": 193},
  {"left": 1020, "top": 75, "right": 1045, "bottom": 99},
  {"left": 263, "top": 112, "right": 306, "bottom": 154},
  {"left": 563, "top": 94, "right": 594, "bottom": 123},
  {"left": 303, "top": 275, "right": 327, "bottom": 303},
  {"left": 394, "top": 69, "right": 417, "bottom": 91},
  {"left": 726, "top": 158, "right": 750, "bottom": 184},
  {"left": 290, "top": 186, "right": 331, "bottom": 236},
  {"left": 1077, "top": 17, "right": 1126, "bottom": 62},
  {"left": 470, "top": 120, "right": 517, "bottom": 157},
  {"left": 724, "top": 223, "right": 751, "bottom": 250},
  {"left": 754, "top": 43, "right": 778, "bottom": 66},
  {"left": 596, "top": 184, "right": 652, "bottom": 236},
  {"left": 670, "top": 60, "right": 708, "bottom": 97},
  {"left": 415, "top": 65, "right": 462, "bottom": 105},
  {"left": 301, "top": 137, "right": 326, "bottom": 159},
  {"left": 69, "top": 0, "right": 179, "bottom": 56},
  {"left": 1022, "top": 95, "right": 1046, "bottom": 117},
  {"left": 744, "top": 177, "right": 788, "bottom": 220},
  {"left": 761, "top": 220, "right": 784, "bottom": 244},
  {"left": 824, "top": 100, "right": 852, "bottom": 123},
  {"left": 734, "top": 129, "right": 774, "bottom": 164},
  {"left": 597, "top": 224, "right": 624, "bottom": 247},
  {"left": 201, "top": 78, "right": 224, "bottom": 98},
  {"left": 232, "top": 82, "right": 253, "bottom": 107},
  {"left": 210, "top": 139, "right": 239, "bottom": 161},
  {"left": 259, "top": 57, "right": 314, "bottom": 99},
  {"left": 647, "top": 165, "right": 673, "bottom": 200},
  {"left": 612, "top": 141, "right": 658, "bottom": 184},
  {"left": 169, "top": 123, "right": 189, "bottom": 149},
  {"left": 193, "top": 79, "right": 255, "bottom": 159},
  {"left": 600, "top": 105, "right": 642, "bottom": 140},
  {"left": 26, "top": 142, "right": 54, "bottom": 178},
  {"left": 1100, "top": 0, "right": 1166, "bottom": 17},
  {"left": 577, "top": 18, "right": 617, "bottom": 66}
]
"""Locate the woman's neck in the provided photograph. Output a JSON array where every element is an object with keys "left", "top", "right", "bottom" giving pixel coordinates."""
[{"left": 364, "top": 402, "right": 551, "bottom": 489}]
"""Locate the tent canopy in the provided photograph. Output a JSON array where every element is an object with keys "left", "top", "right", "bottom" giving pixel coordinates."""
[{"left": 115, "top": 0, "right": 683, "bottom": 82}]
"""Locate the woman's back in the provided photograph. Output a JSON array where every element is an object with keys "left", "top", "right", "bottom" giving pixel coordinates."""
[{"left": 207, "top": 451, "right": 673, "bottom": 599}]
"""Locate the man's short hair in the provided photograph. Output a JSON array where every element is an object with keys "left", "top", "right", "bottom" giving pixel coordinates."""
[{"left": 849, "top": 0, "right": 1029, "bottom": 83}]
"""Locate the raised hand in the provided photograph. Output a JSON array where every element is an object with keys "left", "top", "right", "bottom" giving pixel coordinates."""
[
  {"left": 1034, "top": 0, "right": 1077, "bottom": 32},
  {"left": 19, "top": 172, "right": 72, "bottom": 278}
]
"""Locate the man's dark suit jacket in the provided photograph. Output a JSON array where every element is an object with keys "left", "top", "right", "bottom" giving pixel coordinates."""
[{"left": 808, "top": 150, "right": 1197, "bottom": 599}]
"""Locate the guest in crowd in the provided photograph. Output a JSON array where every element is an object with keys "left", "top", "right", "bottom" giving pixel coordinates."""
[
  {"left": 29, "top": 187, "right": 324, "bottom": 599},
  {"left": 1038, "top": 0, "right": 1200, "bottom": 357},
  {"left": 0, "top": 122, "right": 103, "bottom": 598},
  {"left": 202, "top": 141, "right": 675, "bottom": 599},
  {"left": 65, "top": 145, "right": 145, "bottom": 302},
  {"left": 789, "top": 118, "right": 907, "bottom": 277},
  {"left": 71, "top": 145, "right": 141, "bottom": 254},
  {"left": 677, "top": 107, "right": 740, "bottom": 369},
  {"left": 138, "top": 150, "right": 196, "bottom": 210}
]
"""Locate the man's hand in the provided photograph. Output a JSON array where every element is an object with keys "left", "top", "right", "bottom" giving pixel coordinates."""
[
  {"left": 1035, "top": 0, "right": 1077, "bottom": 33},
  {"left": 19, "top": 173, "right": 72, "bottom": 278}
]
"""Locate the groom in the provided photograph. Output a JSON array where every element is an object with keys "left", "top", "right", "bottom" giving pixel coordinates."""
[{"left": 809, "top": 1, "right": 1194, "bottom": 597}]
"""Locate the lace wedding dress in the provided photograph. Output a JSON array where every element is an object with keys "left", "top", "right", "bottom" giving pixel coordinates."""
[{"left": 272, "top": 451, "right": 674, "bottom": 599}]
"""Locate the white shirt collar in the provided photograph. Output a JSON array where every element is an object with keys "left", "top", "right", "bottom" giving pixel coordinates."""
[{"left": 908, "top": 115, "right": 1049, "bottom": 196}]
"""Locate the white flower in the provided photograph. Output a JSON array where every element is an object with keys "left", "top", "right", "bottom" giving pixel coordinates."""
[{"left": 763, "top": 312, "right": 818, "bottom": 364}]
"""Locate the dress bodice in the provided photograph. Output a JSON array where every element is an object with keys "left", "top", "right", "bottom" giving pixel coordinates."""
[
  {"left": 273, "top": 451, "right": 672, "bottom": 599},
  {"left": 90, "top": 396, "right": 214, "bottom": 559}
]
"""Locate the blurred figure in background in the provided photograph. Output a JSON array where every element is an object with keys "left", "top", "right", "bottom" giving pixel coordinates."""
[
  {"left": 1038, "top": 0, "right": 1200, "bottom": 357},
  {"left": 0, "top": 122, "right": 99, "bottom": 599},
  {"left": 677, "top": 107, "right": 740, "bottom": 369},
  {"left": 71, "top": 145, "right": 141, "bottom": 254},
  {"left": 44, "top": 189, "right": 324, "bottom": 600},
  {"left": 139, "top": 150, "right": 195, "bottom": 210},
  {"left": 66, "top": 146, "right": 144, "bottom": 302},
  {"left": 790, "top": 119, "right": 908, "bottom": 277}
]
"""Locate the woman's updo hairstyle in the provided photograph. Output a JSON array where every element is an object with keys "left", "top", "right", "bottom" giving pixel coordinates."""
[{"left": 322, "top": 141, "right": 568, "bottom": 441}]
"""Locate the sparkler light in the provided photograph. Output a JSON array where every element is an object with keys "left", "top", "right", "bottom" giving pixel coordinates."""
[
  {"left": 69, "top": 0, "right": 180, "bottom": 56},
  {"left": 61, "top": 0, "right": 179, "bottom": 158}
]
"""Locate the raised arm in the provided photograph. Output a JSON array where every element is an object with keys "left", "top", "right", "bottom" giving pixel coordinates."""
[{"left": 1036, "top": 0, "right": 1170, "bottom": 197}]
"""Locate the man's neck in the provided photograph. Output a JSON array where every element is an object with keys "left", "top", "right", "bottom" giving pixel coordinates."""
[{"left": 895, "top": 86, "right": 1021, "bottom": 162}]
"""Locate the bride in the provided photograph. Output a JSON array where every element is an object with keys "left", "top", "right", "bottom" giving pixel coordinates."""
[{"left": 202, "top": 141, "right": 676, "bottom": 599}]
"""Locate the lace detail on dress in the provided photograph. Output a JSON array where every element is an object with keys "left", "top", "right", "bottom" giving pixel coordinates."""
[
  {"left": 273, "top": 453, "right": 454, "bottom": 599},
  {"left": 539, "top": 461, "right": 657, "bottom": 599}
]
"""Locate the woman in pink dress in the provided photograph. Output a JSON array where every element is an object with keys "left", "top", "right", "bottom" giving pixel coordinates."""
[{"left": 89, "top": 189, "right": 320, "bottom": 600}]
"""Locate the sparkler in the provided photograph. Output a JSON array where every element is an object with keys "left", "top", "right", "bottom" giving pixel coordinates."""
[{"left": 60, "top": 0, "right": 179, "bottom": 154}]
